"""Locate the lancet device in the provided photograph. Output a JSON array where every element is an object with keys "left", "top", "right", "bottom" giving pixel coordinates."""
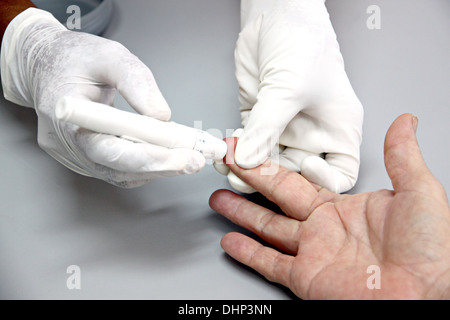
[{"left": 55, "top": 97, "right": 227, "bottom": 160}]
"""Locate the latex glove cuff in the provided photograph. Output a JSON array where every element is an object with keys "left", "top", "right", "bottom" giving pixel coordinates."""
[{"left": 1, "top": 8, "right": 65, "bottom": 108}]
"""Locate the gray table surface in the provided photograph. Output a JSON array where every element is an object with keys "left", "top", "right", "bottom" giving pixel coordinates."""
[{"left": 0, "top": 0, "right": 449, "bottom": 299}]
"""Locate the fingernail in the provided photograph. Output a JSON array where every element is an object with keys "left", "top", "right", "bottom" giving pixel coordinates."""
[{"left": 412, "top": 115, "right": 419, "bottom": 133}]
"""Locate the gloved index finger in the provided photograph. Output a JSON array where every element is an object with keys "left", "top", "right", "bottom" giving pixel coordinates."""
[
  {"left": 55, "top": 96, "right": 227, "bottom": 160},
  {"left": 92, "top": 41, "right": 172, "bottom": 121}
]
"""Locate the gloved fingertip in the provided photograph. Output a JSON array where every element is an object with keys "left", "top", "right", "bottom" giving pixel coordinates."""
[
  {"left": 116, "top": 60, "right": 172, "bottom": 121},
  {"left": 183, "top": 151, "right": 206, "bottom": 175},
  {"left": 232, "top": 128, "right": 244, "bottom": 138},
  {"left": 234, "top": 142, "right": 261, "bottom": 169},
  {"left": 234, "top": 126, "right": 280, "bottom": 169},
  {"left": 234, "top": 142, "right": 268, "bottom": 169},
  {"left": 227, "top": 171, "right": 257, "bottom": 194},
  {"left": 213, "top": 159, "right": 231, "bottom": 176},
  {"left": 301, "top": 156, "right": 355, "bottom": 194},
  {"left": 140, "top": 95, "right": 172, "bottom": 121}
]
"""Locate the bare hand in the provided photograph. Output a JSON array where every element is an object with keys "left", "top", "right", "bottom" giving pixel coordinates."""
[{"left": 209, "top": 114, "right": 450, "bottom": 299}]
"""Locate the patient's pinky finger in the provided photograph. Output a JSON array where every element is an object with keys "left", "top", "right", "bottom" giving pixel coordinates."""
[{"left": 221, "top": 232, "right": 294, "bottom": 288}]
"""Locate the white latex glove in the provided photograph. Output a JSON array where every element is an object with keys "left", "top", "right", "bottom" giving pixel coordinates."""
[
  {"left": 215, "top": 0, "right": 364, "bottom": 194},
  {"left": 1, "top": 8, "right": 206, "bottom": 188}
]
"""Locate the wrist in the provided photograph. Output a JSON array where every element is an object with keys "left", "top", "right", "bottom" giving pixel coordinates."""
[
  {"left": 240, "top": 0, "right": 327, "bottom": 27},
  {"left": 0, "top": 0, "right": 37, "bottom": 45},
  {"left": 1, "top": 8, "right": 65, "bottom": 108}
]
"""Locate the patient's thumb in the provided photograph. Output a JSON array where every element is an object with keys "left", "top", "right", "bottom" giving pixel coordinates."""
[{"left": 384, "top": 114, "right": 432, "bottom": 193}]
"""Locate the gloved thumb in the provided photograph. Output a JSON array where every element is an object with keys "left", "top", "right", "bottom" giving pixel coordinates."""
[{"left": 383, "top": 114, "right": 436, "bottom": 194}]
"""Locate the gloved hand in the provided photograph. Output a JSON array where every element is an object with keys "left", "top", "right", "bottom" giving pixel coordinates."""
[
  {"left": 215, "top": 0, "right": 364, "bottom": 194},
  {"left": 1, "top": 8, "right": 206, "bottom": 188}
]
